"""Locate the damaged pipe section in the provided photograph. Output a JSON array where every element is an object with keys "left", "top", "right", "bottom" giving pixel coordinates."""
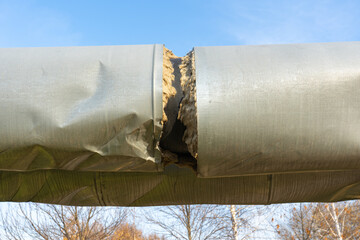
[
  {"left": 160, "top": 48, "right": 197, "bottom": 170},
  {"left": 2, "top": 42, "right": 360, "bottom": 178},
  {"left": 2, "top": 42, "right": 360, "bottom": 205},
  {"left": 178, "top": 51, "right": 198, "bottom": 159},
  {"left": 162, "top": 42, "right": 360, "bottom": 179},
  {"left": 161, "top": 47, "right": 177, "bottom": 124}
]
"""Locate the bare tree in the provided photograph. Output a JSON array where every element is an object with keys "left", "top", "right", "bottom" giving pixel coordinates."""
[
  {"left": 230, "top": 205, "right": 238, "bottom": 240},
  {"left": 110, "top": 223, "right": 165, "bottom": 240},
  {"left": 275, "top": 203, "right": 319, "bottom": 240},
  {"left": 225, "top": 205, "right": 261, "bottom": 240},
  {"left": 0, "top": 203, "right": 129, "bottom": 240},
  {"left": 144, "top": 205, "right": 227, "bottom": 240},
  {"left": 313, "top": 201, "right": 360, "bottom": 239},
  {"left": 219, "top": 204, "right": 274, "bottom": 240},
  {"left": 144, "top": 204, "right": 272, "bottom": 240},
  {"left": 275, "top": 201, "right": 360, "bottom": 240}
]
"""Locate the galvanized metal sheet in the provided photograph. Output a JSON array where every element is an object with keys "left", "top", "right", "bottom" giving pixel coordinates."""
[
  {"left": 196, "top": 42, "right": 360, "bottom": 177},
  {"left": 0, "top": 44, "right": 163, "bottom": 172}
]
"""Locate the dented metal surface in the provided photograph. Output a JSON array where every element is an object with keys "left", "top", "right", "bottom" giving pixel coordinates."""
[
  {"left": 195, "top": 42, "right": 360, "bottom": 178},
  {"left": 0, "top": 45, "right": 163, "bottom": 172}
]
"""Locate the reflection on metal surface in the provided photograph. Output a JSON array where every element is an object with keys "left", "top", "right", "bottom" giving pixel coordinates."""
[{"left": 196, "top": 42, "right": 360, "bottom": 178}]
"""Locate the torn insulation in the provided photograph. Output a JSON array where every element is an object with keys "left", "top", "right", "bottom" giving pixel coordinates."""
[
  {"left": 162, "top": 47, "right": 177, "bottom": 123},
  {"left": 160, "top": 48, "right": 198, "bottom": 170},
  {"left": 178, "top": 51, "right": 198, "bottom": 159}
]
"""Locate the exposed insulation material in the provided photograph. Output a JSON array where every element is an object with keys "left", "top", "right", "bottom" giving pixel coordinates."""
[
  {"left": 178, "top": 50, "right": 198, "bottom": 158},
  {"left": 160, "top": 48, "right": 197, "bottom": 171},
  {"left": 162, "top": 47, "right": 177, "bottom": 123}
]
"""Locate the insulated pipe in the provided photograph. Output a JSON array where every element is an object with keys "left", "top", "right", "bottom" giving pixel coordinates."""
[{"left": 1, "top": 42, "right": 360, "bottom": 205}]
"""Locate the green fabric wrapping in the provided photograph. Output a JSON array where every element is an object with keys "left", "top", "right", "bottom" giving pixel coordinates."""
[{"left": 1, "top": 166, "right": 360, "bottom": 206}]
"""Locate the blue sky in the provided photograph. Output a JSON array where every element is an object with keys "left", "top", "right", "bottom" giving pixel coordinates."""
[{"left": 0, "top": 0, "right": 360, "bottom": 56}]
